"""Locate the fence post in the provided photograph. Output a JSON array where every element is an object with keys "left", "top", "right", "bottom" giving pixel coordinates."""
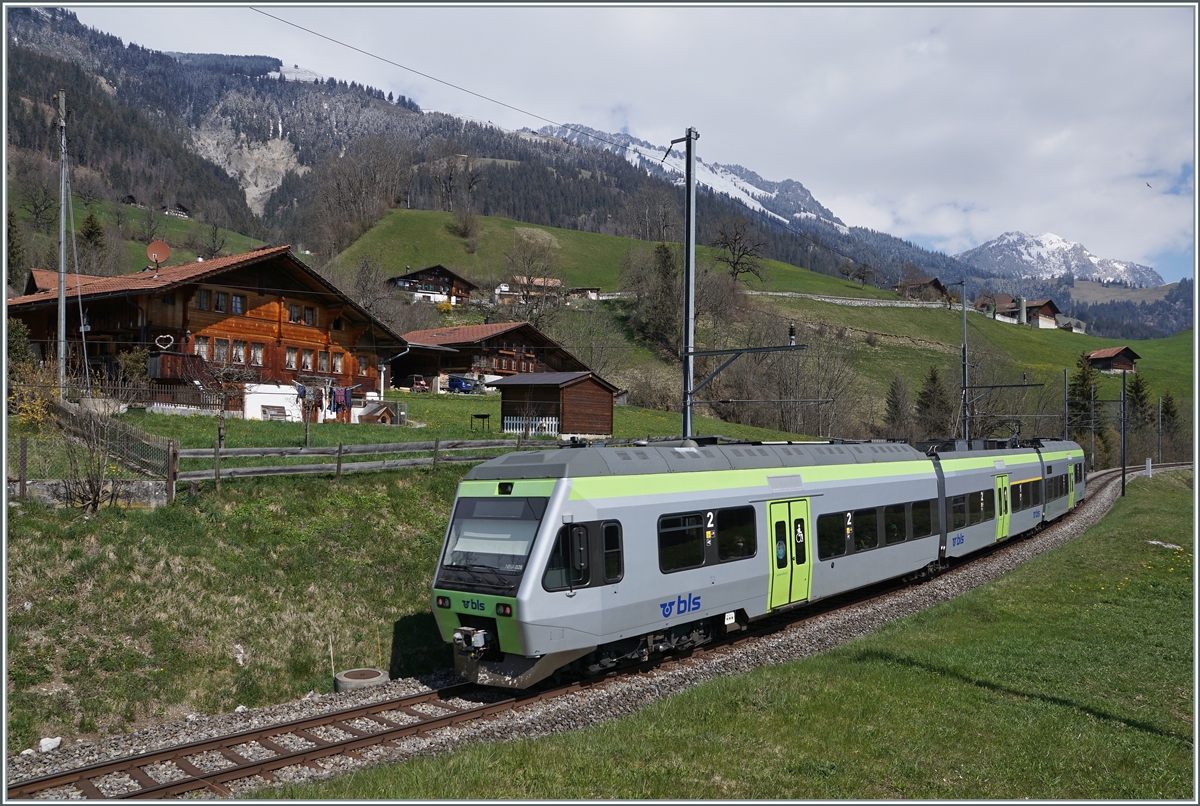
[
  {"left": 213, "top": 439, "right": 221, "bottom": 493},
  {"left": 432, "top": 437, "right": 440, "bottom": 469},
  {"left": 19, "top": 437, "right": 28, "bottom": 499},
  {"left": 336, "top": 441, "right": 343, "bottom": 480},
  {"left": 167, "top": 439, "right": 177, "bottom": 504}
]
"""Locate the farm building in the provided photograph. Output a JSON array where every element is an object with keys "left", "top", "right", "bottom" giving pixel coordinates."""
[
  {"left": 973, "top": 295, "right": 1062, "bottom": 329},
  {"left": 891, "top": 276, "right": 949, "bottom": 301},
  {"left": 1085, "top": 346, "right": 1140, "bottom": 373},
  {"left": 387, "top": 265, "right": 477, "bottom": 305},
  {"left": 486, "top": 371, "right": 618, "bottom": 439},
  {"left": 395, "top": 321, "right": 590, "bottom": 392}
]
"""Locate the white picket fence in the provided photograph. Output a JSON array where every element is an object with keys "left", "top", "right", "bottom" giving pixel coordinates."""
[{"left": 502, "top": 416, "right": 559, "bottom": 436}]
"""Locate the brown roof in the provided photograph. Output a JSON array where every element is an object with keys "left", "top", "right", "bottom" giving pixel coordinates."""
[
  {"left": 401, "top": 322, "right": 528, "bottom": 347},
  {"left": 513, "top": 276, "right": 562, "bottom": 288},
  {"left": 1087, "top": 346, "right": 1141, "bottom": 361},
  {"left": 25, "top": 269, "right": 108, "bottom": 296},
  {"left": 8, "top": 245, "right": 408, "bottom": 347},
  {"left": 388, "top": 264, "right": 478, "bottom": 290},
  {"left": 8, "top": 246, "right": 294, "bottom": 307},
  {"left": 486, "top": 371, "right": 618, "bottom": 393}
]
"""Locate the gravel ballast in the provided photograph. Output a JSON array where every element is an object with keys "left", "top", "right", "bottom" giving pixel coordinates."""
[{"left": 7, "top": 467, "right": 1179, "bottom": 798}]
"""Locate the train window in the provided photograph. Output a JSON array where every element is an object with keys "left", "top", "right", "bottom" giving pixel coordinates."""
[
  {"left": 717, "top": 507, "right": 756, "bottom": 562},
  {"left": 968, "top": 492, "right": 983, "bottom": 526},
  {"left": 1012, "top": 484, "right": 1025, "bottom": 513},
  {"left": 774, "top": 521, "right": 788, "bottom": 569},
  {"left": 911, "top": 500, "right": 936, "bottom": 538},
  {"left": 816, "top": 513, "right": 847, "bottom": 560},
  {"left": 543, "top": 526, "right": 590, "bottom": 591},
  {"left": 950, "top": 495, "right": 968, "bottom": 529},
  {"left": 658, "top": 513, "right": 705, "bottom": 573},
  {"left": 1033, "top": 480, "right": 1043, "bottom": 506},
  {"left": 853, "top": 508, "right": 879, "bottom": 552},
  {"left": 984, "top": 489, "right": 995, "bottom": 521},
  {"left": 883, "top": 504, "right": 906, "bottom": 545},
  {"left": 602, "top": 522, "right": 623, "bottom": 583},
  {"left": 1075, "top": 463, "right": 1083, "bottom": 484}
]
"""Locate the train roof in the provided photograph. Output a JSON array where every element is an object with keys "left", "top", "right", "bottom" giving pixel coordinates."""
[{"left": 465, "top": 440, "right": 930, "bottom": 481}]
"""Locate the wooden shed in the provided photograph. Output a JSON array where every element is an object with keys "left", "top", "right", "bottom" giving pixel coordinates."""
[
  {"left": 1086, "top": 346, "right": 1141, "bottom": 373},
  {"left": 486, "top": 372, "right": 618, "bottom": 439}
]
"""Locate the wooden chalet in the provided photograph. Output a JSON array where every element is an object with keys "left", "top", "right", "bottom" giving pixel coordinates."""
[
  {"left": 387, "top": 265, "right": 477, "bottom": 305},
  {"left": 395, "top": 321, "right": 589, "bottom": 388},
  {"left": 8, "top": 245, "right": 408, "bottom": 394},
  {"left": 892, "top": 276, "right": 949, "bottom": 301},
  {"left": 486, "top": 371, "right": 618, "bottom": 439},
  {"left": 1086, "top": 346, "right": 1140, "bottom": 373},
  {"left": 973, "top": 295, "right": 1062, "bottom": 329}
]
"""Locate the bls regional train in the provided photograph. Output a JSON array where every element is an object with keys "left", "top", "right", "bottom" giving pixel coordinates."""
[{"left": 431, "top": 436, "right": 1086, "bottom": 688}]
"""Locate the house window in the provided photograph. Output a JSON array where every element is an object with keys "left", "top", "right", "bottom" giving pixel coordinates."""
[
  {"left": 333, "top": 317, "right": 343, "bottom": 331},
  {"left": 214, "top": 338, "right": 229, "bottom": 363},
  {"left": 232, "top": 295, "right": 245, "bottom": 315},
  {"left": 196, "top": 289, "right": 211, "bottom": 310},
  {"left": 285, "top": 347, "right": 298, "bottom": 369},
  {"left": 332, "top": 353, "right": 343, "bottom": 373},
  {"left": 301, "top": 349, "right": 314, "bottom": 371},
  {"left": 318, "top": 351, "right": 329, "bottom": 372},
  {"left": 193, "top": 335, "right": 209, "bottom": 360},
  {"left": 250, "top": 344, "right": 264, "bottom": 366},
  {"left": 161, "top": 294, "right": 175, "bottom": 305},
  {"left": 214, "top": 293, "right": 228, "bottom": 313},
  {"left": 232, "top": 340, "right": 246, "bottom": 363},
  {"left": 304, "top": 306, "right": 316, "bottom": 326},
  {"left": 288, "top": 304, "right": 301, "bottom": 323},
  {"left": 358, "top": 354, "right": 374, "bottom": 375}
]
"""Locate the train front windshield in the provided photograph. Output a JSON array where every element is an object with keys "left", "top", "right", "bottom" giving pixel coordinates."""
[{"left": 442, "top": 497, "right": 547, "bottom": 574}]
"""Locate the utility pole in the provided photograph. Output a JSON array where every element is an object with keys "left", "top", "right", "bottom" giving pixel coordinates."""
[
  {"left": 951, "top": 280, "right": 968, "bottom": 441},
  {"left": 1157, "top": 395, "right": 1162, "bottom": 465},
  {"left": 1062, "top": 368, "right": 1069, "bottom": 440},
  {"left": 1120, "top": 369, "right": 1127, "bottom": 496},
  {"left": 668, "top": 127, "right": 699, "bottom": 438},
  {"left": 55, "top": 88, "right": 67, "bottom": 400}
]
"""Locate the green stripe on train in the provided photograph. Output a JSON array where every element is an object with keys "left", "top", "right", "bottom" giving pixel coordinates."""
[{"left": 568, "top": 460, "right": 935, "bottom": 500}]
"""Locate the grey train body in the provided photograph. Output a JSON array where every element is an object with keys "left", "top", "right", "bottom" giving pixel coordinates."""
[{"left": 431, "top": 437, "right": 1087, "bottom": 688}]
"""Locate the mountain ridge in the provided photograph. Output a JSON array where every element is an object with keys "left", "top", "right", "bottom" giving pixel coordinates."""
[{"left": 955, "top": 231, "right": 1164, "bottom": 288}]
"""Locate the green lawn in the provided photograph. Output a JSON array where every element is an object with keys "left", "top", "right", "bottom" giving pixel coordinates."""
[{"left": 275, "top": 470, "right": 1195, "bottom": 800}]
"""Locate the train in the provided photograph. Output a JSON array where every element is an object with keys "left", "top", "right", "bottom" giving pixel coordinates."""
[{"left": 431, "top": 436, "right": 1086, "bottom": 688}]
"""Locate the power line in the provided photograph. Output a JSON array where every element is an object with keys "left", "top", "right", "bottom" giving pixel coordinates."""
[{"left": 249, "top": 7, "right": 878, "bottom": 273}]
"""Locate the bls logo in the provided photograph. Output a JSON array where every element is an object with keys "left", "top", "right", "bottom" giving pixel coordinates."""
[
  {"left": 659, "top": 593, "right": 701, "bottom": 619},
  {"left": 460, "top": 598, "right": 486, "bottom": 612},
  {"left": 951, "top": 534, "right": 965, "bottom": 547}
]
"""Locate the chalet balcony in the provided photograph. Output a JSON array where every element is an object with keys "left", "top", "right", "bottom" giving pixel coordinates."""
[{"left": 147, "top": 351, "right": 211, "bottom": 382}]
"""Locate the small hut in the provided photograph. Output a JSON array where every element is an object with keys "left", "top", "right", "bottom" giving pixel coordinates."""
[{"left": 487, "top": 372, "right": 617, "bottom": 439}]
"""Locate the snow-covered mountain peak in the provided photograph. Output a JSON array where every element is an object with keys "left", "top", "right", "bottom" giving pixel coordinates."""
[{"left": 956, "top": 231, "right": 1163, "bottom": 287}]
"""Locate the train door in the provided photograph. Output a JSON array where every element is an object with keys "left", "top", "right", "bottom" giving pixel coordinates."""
[
  {"left": 995, "top": 474, "right": 1010, "bottom": 541},
  {"left": 768, "top": 499, "right": 811, "bottom": 609},
  {"left": 1068, "top": 464, "right": 1076, "bottom": 509}
]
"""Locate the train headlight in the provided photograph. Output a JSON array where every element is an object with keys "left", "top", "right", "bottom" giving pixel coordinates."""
[
  {"left": 436, "top": 596, "right": 451, "bottom": 608},
  {"left": 496, "top": 603, "right": 513, "bottom": 617}
]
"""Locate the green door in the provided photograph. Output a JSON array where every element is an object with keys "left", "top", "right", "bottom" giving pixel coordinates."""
[
  {"left": 769, "top": 499, "right": 811, "bottom": 609},
  {"left": 995, "top": 474, "right": 1010, "bottom": 541},
  {"left": 1068, "top": 464, "right": 1076, "bottom": 508}
]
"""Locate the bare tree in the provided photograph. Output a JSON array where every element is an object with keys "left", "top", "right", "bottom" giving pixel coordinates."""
[
  {"left": 136, "top": 206, "right": 162, "bottom": 244},
  {"left": 183, "top": 348, "right": 260, "bottom": 449},
  {"left": 507, "top": 228, "right": 564, "bottom": 330},
  {"left": 200, "top": 221, "right": 227, "bottom": 259},
  {"left": 55, "top": 368, "right": 145, "bottom": 512},
  {"left": 711, "top": 219, "right": 767, "bottom": 284},
  {"left": 14, "top": 155, "right": 59, "bottom": 234},
  {"left": 310, "top": 134, "right": 414, "bottom": 260},
  {"left": 71, "top": 166, "right": 109, "bottom": 209},
  {"left": 543, "top": 300, "right": 626, "bottom": 380},
  {"left": 838, "top": 259, "right": 878, "bottom": 289},
  {"left": 624, "top": 184, "right": 681, "bottom": 242}
]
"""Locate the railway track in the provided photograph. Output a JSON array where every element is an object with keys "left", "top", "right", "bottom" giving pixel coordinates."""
[{"left": 7, "top": 462, "right": 1188, "bottom": 800}]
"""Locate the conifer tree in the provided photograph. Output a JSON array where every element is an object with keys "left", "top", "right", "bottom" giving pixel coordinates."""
[
  {"left": 7, "top": 209, "right": 25, "bottom": 277},
  {"left": 883, "top": 375, "right": 913, "bottom": 442},
  {"left": 915, "top": 366, "right": 953, "bottom": 439},
  {"left": 80, "top": 207, "right": 105, "bottom": 249},
  {"left": 1125, "top": 372, "right": 1154, "bottom": 432}
]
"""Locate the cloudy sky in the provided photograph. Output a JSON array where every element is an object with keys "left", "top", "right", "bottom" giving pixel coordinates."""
[{"left": 69, "top": 4, "right": 1196, "bottom": 282}]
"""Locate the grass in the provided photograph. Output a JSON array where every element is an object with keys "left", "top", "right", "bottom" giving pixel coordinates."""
[
  {"left": 272, "top": 470, "right": 1194, "bottom": 800},
  {"left": 5, "top": 466, "right": 470, "bottom": 751},
  {"left": 326, "top": 208, "right": 894, "bottom": 300}
]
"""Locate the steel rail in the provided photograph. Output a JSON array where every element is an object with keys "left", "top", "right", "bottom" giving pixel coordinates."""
[{"left": 7, "top": 462, "right": 1187, "bottom": 800}]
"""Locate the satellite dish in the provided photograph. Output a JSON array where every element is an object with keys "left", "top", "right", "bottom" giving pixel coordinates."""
[{"left": 147, "top": 241, "right": 171, "bottom": 264}]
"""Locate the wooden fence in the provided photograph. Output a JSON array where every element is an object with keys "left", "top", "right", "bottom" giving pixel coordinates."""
[{"left": 174, "top": 438, "right": 551, "bottom": 483}]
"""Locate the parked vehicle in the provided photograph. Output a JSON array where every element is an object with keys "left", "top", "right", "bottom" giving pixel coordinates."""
[
  {"left": 404, "top": 374, "right": 430, "bottom": 392},
  {"left": 447, "top": 375, "right": 478, "bottom": 394}
]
